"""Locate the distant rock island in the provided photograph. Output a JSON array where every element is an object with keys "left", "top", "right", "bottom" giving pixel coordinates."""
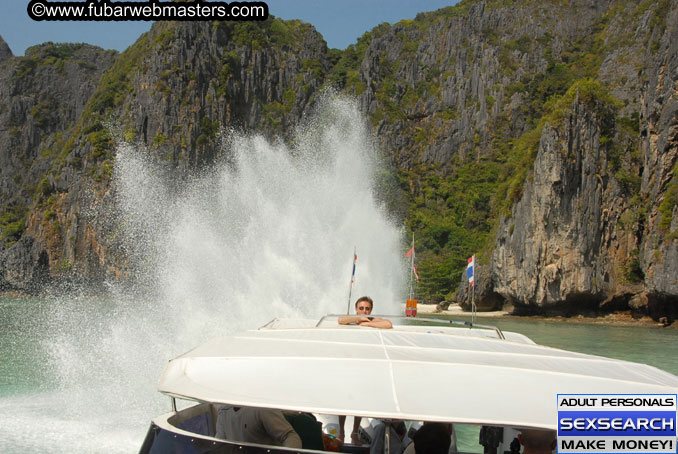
[{"left": 0, "top": 0, "right": 676, "bottom": 322}]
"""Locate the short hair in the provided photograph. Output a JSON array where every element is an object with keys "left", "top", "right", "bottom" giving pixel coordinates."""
[
  {"left": 413, "top": 423, "right": 451, "bottom": 454},
  {"left": 520, "top": 430, "right": 556, "bottom": 451},
  {"left": 393, "top": 421, "right": 407, "bottom": 437},
  {"left": 355, "top": 296, "right": 373, "bottom": 308}
]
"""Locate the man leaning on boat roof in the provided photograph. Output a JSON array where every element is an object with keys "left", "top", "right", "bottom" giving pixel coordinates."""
[
  {"left": 338, "top": 296, "right": 393, "bottom": 329},
  {"left": 337, "top": 296, "right": 392, "bottom": 445}
]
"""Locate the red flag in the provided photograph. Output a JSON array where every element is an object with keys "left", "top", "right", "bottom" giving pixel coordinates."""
[
  {"left": 413, "top": 264, "right": 420, "bottom": 282},
  {"left": 405, "top": 247, "right": 414, "bottom": 258}
]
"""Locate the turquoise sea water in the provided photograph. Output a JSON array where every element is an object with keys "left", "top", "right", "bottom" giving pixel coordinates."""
[
  {"left": 1, "top": 297, "right": 677, "bottom": 453},
  {"left": 1, "top": 296, "right": 52, "bottom": 396},
  {"left": 428, "top": 314, "right": 678, "bottom": 453},
  {"left": 432, "top": 314, "right": 678, "bottom": 375}
]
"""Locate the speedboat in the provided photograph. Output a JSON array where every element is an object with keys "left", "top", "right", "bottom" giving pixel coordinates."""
[{"left": 139, "top": 315, "right": 678, "bottom": 454}]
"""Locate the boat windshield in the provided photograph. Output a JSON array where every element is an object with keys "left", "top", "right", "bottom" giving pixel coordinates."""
[{"left": 258, "top": 314, "right": 507, "bottom": 340}]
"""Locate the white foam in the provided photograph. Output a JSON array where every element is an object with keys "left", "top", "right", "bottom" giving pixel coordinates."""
[{"left": 0, "top": 95, "right": 406, "bottom": 453}]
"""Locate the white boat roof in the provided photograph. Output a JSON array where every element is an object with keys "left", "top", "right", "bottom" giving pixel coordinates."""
[{"left": 158, "top": 317, "right": 678, "bottom": 430}]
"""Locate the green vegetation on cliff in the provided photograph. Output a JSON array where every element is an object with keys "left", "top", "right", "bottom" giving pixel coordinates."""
[
  {"left": 335, "top": 0, "right": 642, "bottom": 303},
  {"left": 0, "top": 205, "right": 27, "bottom": 246},
  {"left": 659, "top": 164, "right": 678, "bottom": 238},
  {"left": 3, "top": 0, "right": 674, "bottom": 303}
]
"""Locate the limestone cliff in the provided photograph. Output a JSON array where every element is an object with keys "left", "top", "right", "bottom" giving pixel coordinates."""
[
  {"left": 0, "top": 39, "right": 117, "bottom": 291},
  {"left": 638, "top": 9, "right": 678, "bottom": 316},
  {"left": 454, "top": 1, "right": 678, "bottom": 319},
  {"left": 491, "top": 92, "right": 634, "bottom": 313},
  {"left": 0, "top": 19, "right": 330, "bottom": 291},
  {"left": 1, "top": 2, "right": 677, "bottom": 321},
  {"left": 344, "top": 0, "right": 676, "bottom": 320}
]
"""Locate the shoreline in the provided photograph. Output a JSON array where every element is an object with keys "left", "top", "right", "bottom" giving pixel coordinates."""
[
  {"left": 3, "top": 293, "right": 675, "bottom": 329},
  {"left": 0, "top": 290, "right": 31, "bottom": 298},
  {"left": 413, "top": 303, "right": 677, "bottom": 329}
]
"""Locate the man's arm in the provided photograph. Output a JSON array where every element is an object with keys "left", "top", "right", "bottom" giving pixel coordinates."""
[
  {"left": 358, "top": 317, "right": 393, "bottom": 329},
  {"left": 338, "top": 316, "right": 370, "bottom": 325},
  {"left": 259, "top": 410, "right": 302, "bottom": 448},
  {"left": 281, "top": 431, "right": 303, "bottom": 449}
]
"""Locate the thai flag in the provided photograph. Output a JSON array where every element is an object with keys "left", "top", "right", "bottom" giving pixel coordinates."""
[
  {"left": 350, "top": 253, "right": 357, "bottom": 284},
  {"left": 405, "top": 247, "right": 419, "bottom": 282},
  {"left": 466, "top": 256, "right": 474, "bottom": 287}
]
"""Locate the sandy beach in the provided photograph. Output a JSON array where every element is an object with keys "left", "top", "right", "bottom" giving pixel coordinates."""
[
  {"left": 414, "top": 303, "right": 508, "bottom": 317},
  {"left": 411, "top": 303, "right": 677, "bottom": 328}
]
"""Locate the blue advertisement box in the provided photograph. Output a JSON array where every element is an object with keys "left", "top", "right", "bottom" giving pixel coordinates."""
[{"left": 557, "top": 394, "right": 677, "bottom": 454}]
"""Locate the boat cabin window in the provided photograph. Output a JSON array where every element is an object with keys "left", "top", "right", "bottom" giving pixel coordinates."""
[{"left": 154, "top": 403, "right": 555, "bottom": 454}]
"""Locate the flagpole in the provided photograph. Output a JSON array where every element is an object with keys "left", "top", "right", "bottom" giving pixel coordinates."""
[
  {"left": 472, "top": 255, "right": 476, "bottom": 325},
  {"left": 409, "top": 234, "right": 414, "bottom": 300},
  {"left": 347, "top": 247, "right": 356, "bottom": 315}
]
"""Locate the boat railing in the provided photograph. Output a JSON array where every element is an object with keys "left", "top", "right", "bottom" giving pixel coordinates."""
[{"left": 316, "top": 314, "right": 506, "bottom": 340}]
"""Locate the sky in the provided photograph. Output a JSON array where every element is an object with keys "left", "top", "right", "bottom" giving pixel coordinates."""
[{"left": 0, "top": 0, "right": 460, "bottom": 56}]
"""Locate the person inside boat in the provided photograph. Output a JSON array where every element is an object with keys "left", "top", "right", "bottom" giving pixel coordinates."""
[
  {"left": 370, "top": 420, "right": 411, "bottom": 454},
  {"left": 517, "top": 429, "right": 556, "bottom": 454},
  {"left": 403, "top": 422, "right": 452, "bottom": 454},
  {"left": 338, "top": 296, "right": 393, "bottom": 329},
  {"left": 215, "top": 405, "right": 302, "bottom": 449}
]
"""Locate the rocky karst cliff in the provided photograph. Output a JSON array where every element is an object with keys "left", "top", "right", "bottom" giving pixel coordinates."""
[
  {"left": 638, "top": 13, "right": 678, "bottom": 316},
  {"left": 0, "top": 18, "right": 330, "bottom": 291},
  {"left": 453, "top": 0, "right": 678, "bottom": 319},
  {"left": 1, "top": 1, "right": 676, "bottom": 320},
  {"left": 492, "top": 89, "right": 636, "bottom": 312},
  {"left": 0, "top": 40, "right": 117, "bottom": 291},
  {"left": 336, "top": 0, "right": 638, "bottom": 303}
]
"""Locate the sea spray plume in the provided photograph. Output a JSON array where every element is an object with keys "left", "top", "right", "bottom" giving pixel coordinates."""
[
  {"left": 2, "top": 95, "right": 406, "bottom": 454},
  {"left": 112, "top": 141, "right": 177, "bottom": 288},
  {"left": 154, "top": 93, "right": 406, "bottom": 326}
]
